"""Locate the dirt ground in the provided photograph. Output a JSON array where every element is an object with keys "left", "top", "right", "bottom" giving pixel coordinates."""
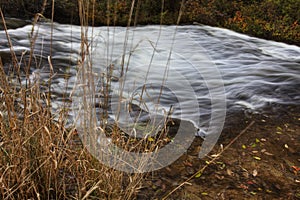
[{"left": 139, "top": 105, "right": 300, "bottom": 200}]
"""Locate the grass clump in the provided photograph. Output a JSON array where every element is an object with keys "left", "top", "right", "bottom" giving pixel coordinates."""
[
  {"left": 0, "top": 1, "right": 147, "bottom": 199},
  {"left": 0, "top": 33, "right": 142, "bottom": 200},
  {"left": 1, "top": 0, "right": 188, "bottom": 198}
]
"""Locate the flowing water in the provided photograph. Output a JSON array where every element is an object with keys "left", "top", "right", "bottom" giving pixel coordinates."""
[{"left": 1, "top": 22, "right": 299, "bottom": 137}]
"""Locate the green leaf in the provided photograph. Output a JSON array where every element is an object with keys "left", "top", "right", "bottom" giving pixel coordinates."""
[
  {"left": 251, "top": 143, "right": 257, "bottom": 148},
  {"left": 195, "top": 172, "right": 202, "bottom": 178}
]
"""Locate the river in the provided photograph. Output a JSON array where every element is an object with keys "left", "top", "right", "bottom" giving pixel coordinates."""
[{"left": 0, "top": 22, "right": 299, "bottom": 138}]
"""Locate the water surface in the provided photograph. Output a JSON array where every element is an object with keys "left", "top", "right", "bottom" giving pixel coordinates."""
[{"left": 1, "top": 23, "right": 299, "bottom": 135}]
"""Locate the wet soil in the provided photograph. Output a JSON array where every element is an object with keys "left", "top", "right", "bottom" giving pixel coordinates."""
[{"left": 139, "top": 105, "right": 300, "bottom": 200}]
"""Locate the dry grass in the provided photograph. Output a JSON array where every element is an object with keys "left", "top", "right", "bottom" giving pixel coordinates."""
[
  {"left": 0, "top": 0, "right": 187, "bottom": 199},
  {"left": 0, "top": 24, "right": 139, "bottom": 199},
  {"left": 0, "top": 1, "right": 142, "bottom": 199}
]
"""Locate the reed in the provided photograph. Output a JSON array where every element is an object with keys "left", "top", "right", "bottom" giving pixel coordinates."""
[{"left": 0, "top": 0, "right": 186, "bottom": 199}]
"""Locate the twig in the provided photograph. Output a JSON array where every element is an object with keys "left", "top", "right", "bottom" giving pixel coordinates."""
[{"left": 162, "top": 121, "right": 255, "bottom": 200}]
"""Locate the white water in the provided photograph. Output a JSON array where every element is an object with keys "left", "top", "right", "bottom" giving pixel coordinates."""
[{"left": 1, "top": 23, "right": 299, "bottom": 135}]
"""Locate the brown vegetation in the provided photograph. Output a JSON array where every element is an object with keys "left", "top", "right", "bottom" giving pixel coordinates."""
[
  {"left": 1, "top": 0, "right": 299, "bottom": 45},
  {"left": 0, "top": 2, "right": 146, "bottom": 198}
]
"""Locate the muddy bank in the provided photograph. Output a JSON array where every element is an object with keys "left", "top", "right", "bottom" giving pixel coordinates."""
[{"left": 139, "top": 105, "right": 300, "bottom": 199}]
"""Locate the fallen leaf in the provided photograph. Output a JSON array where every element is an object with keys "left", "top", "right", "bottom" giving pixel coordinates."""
[
  {"left": 292, "top": 166, "right": 300, "bottom": 173},
  {"left": 227, "top": 169, "right": 233, "bottom": 176},
  {"left": 247, "top": 180, "right": 255, "bottom": 185},
  {"left": 253, "top": 156, "right": 261, "bottom": 161},
  {"left": 239, "top": 184, "right": 248, "bottom": 190},
  {"left": 251, "top": 143, "right": 257, "bottom": 148},
  {"left": 252, "top": 169, "right": 258, "bottom": 177},
  {"left": 263, "top": 151, "right": 274, "bottom": 156},
  {"left": 284, "top": 123, "right": 289, "bottom": 128}
]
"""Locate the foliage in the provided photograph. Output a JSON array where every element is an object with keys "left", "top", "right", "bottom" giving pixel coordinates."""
[
  {"left": 1, "top": 0, "right": 299, "bottom": 44},
  {"left": 185, "top": 0, "right": 300, "bottom": 45}
]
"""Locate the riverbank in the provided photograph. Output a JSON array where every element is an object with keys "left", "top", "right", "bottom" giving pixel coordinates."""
[
  {"left": 0, "top": 77, "right": 299, "bottom": 198},
  {"left": 140, "top": 104, "right": 300, "bottom": 199},
  {"left": 1, "top": 0, "right": 299, "bottom": 46}
]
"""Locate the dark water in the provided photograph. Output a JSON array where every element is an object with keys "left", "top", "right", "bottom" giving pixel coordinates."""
[{"left": 0, "top": 23, "right": 299, "bottom": 136}]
